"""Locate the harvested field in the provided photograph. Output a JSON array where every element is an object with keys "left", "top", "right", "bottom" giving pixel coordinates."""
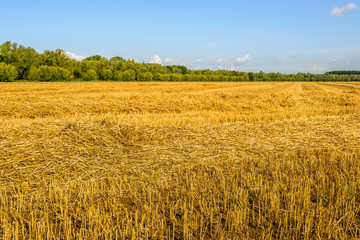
[{"left": 0, "top": 82, "right": 360, "bottom": 239}]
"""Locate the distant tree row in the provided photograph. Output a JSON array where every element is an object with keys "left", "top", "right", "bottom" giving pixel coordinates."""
[
  {"left": 325, "top": 71, "right": 360, "bottom": 75},
  {"left": 1, "top": 41, "right": 360, "bottom": 82}
]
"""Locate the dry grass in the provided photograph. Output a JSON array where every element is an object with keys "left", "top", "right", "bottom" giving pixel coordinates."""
[{"left": 0, "top": 82, "right": 360, "bottom": 239}]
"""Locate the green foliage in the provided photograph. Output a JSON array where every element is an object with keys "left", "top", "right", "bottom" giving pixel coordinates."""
[
  {"left": 113, "top": 71, "right": 123, "bottom": 81},
  {"left": 122, "top": 69, "right": 136, "bottom": 81},
  {"left": 12, "top": 47, "right": 40, "bottom": 79},
  {"left": 153, "top": 73, "right": 161, "bottom": 81},
  {"left": 82, "top": 69, "right": 98, "bottom": 81},
  {"left": 57, "top": 67, "right": 72, "bottom": 81},
  {"left": 325, "top": 71, "right": 360, "bottom": 75},
  {"left": 85, "top": 55, "right": 104, "bottom": 61},
  {"left": 42, "top": 49, "right": 73, "bottom": 69},
  {"left": 248, "top": 72, "right": 255, "bottom": 81},
  {"left": 109, "top": 57, "right": 126, "bottom": 72},
  {"left": 159, "top": 74, "right": 171, "bottom": 81},
  {"left": 166, "top": 65, "right": 188, "bottom": 74},
  {"left": 28, "top": 66, "right": 71, "bottom": 82},
  {"left": 0, "top": 41, "right": 12, "bottom": 63},
  {"left": 0, "top": 62, "right": 17, "bottom": 82},
  {"left": 0, "top": 41, "right": 40, "bottom": 79},
  {"left": 170, "top": 73, "right": 184, "bottom": 81},
  {"left": 138, "top": 72, "right": 153, "bottom": 81},
  {"left": 100, "top": 69, "right": 113, "bottom": 80}
]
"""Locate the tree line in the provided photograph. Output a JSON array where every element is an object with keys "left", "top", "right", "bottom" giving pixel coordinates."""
[
  {"left": 0, "top": 41, "right": 359, "bottom": 82},
  {"left": 325, "top": 71, "right": 360, "bottom": 75}
]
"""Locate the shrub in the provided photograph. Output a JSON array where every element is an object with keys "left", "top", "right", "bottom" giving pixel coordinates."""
[
  {"left": 138, "top": 72, "right": 153, "bottom": 81},
  {"left": 122, "top": 69, "right": 136, "bottom": 82},
  {"left": 100, "top": 69, "right": 113, "bottom": 80},
  {"left": 28, "top": 66, "right": 71, "bottom": 81},
  {"left": 82, "top": 69, "right": 98, "bottom": 81},
  {"left": 0, "top": 62, "right": 17, "bottom": 82},
  {"left": 113, "top": 71, "right": 124, "bottom": 81}
]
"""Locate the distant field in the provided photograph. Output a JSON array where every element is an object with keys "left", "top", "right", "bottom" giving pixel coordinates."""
[{"left": 1, "top": 82, "right": 360, "bottom": 239}]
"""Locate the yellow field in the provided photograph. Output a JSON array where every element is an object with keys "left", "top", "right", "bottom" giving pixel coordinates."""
[{"left": 0, "top": 82, "right": 360, "bottom": 239}]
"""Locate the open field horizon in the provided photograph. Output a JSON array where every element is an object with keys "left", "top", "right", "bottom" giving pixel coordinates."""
[{"left": 1, "top": 82, "right": 360, "bottom": 239}]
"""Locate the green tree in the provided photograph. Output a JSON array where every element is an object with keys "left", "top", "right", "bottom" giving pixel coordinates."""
[
  {"left": 0, "top": 41, "right": 12, "bottom": 63},
  {"left": 82, "top": 69, "right": 98, "bottom": 81},
  {"left": 109, "top": 57, "right": 126, "bottom": 72},
  {"left": 42, "top": 49, "right": 72, "bottom": 68},
  {"left": 85, "top": 55, "right": 104, "bottom": 61},
  {"left": 160, "top": 74, "right": 171, "bottom": 81},
  {"left": 248, "top": 72, "right": 255, "bottom": 81},
  {"left": 81, "top": 57, "right": 109, "bottom": 78},
  {"left": 11, "top": 46, "right": 40, "bottom": 79},
  {"left": 0, "top": 41, "right": 41, "bottom": 79},
  {"left": 57, "top": 67, "right": 72, "bottom": 81},
  {"left": 257, "top": 71, "right": 265, "bottom": 81},
  {"left": 0, "top": 62, "right": 17, "bottom": 82},
  {"left": 138, "top": 72, "right": 153, "bottom": 81},
  {"left": 125, "top": 59, "right": 138, "bottom": 71},
  {"left": 122, "top": 69, "right": 136, "bottom": 81},
  {"left": 100, "top": 69, "right": 113, "bottom": 80},
  {"left": 28, "top": 66, "right": 71, "bottom": 82},
  {"left": 113, "top": 71, "right": 123, "bottom": 81}
]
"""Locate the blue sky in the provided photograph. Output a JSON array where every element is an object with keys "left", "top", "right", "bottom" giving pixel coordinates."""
[{"left": 1, "top": 0, "right": 359, "bottom": 73}]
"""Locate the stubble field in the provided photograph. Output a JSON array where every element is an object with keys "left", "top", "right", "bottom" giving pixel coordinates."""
[{"left": 0, "top": 82, "right": 360, "bottom": 239}]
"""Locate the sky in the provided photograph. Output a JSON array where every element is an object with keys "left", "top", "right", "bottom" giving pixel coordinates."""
[{"left": 1, "top": 0, "right": 359, "bottom": 73}]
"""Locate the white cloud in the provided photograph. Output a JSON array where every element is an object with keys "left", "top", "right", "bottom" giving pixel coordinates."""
[
  {"left": 299, "top": 64, "right": 327, "bottom": 73},
  {"left": 229, "top": 66, "right": 236, "bottom": 71},
  {"left": 66, "top": 51, "right": 86, "bottom": 61},
  {"left": 193, "top": 59, "right": 202, "bottom": 63},
  {"left": 328, "top": 3, "right": 358, "bottom": 17},
  {"left": 164, "top": 58, "right": 177, "bottom": 65},
  {"left": 150, "top": 55, "right": 162, "bottom": 64},
  {"left": 236, "top": 54, "right": 254, "bottom": 64},
  {"left": 216, "top": 59, "right": 224, "bottom": 63}
]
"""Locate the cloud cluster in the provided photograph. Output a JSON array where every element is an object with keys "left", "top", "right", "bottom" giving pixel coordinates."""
[
  {"left": 150, "top": 55, "right": 162, "bottom": 64},
  {"left": 66, "top": 51, "right": 86, "bottom": 61},
  {"left": 328, "top": 3, "right": 358, "bottom": 17},
  {"left": 236, "top": 54, "right": 253, "bottom": 64}
]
